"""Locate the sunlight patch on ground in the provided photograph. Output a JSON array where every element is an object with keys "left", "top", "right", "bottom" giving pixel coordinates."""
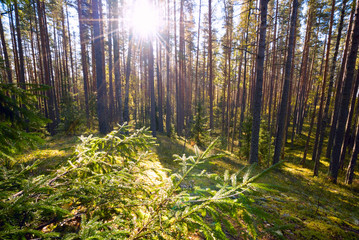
[
  {"left": 18, "top": 149, "right": 69, "bottom": 163},
  {"left": 139, "top": 153, "right": 171, "bottom": 186},
  {"left": 282, "top": 162, "right": 312, "bottom": 177},
  {"left": 320, "top": 160, "right": 329, "bottom": 167}
]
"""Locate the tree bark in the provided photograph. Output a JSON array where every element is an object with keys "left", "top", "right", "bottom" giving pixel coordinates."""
[
  {"left": 326, "top": 3, "right": 355, "bottom": 159},
  {"left": 124, "top": 30, "right": 133, "bottom": 123},
  {"left": 157, "top": 40, "right": 164, "bottom": 132},
  {"left": 345, "top": 115, "right": 359, "bottom": 184},
  {"left": 166, "top": 0, "right": 172, "bottom": 136},
  {"left": 0, "top": 15, "right": 12, "bottom": 84},
  {"left": 272, "top": 0, "right": 298, "bottom": 165},
  {"left": 249, "top": 0, "right": 269, "bottom": 164},
  {"left": 14, "top": 0, "right": 26, "bottom": 89},
  {"left": 113, "top": 0, "right": 122, "bottom": 124},
  {"left": 330, "top": 0, "right": 359, "bottom": 183},
  {"left": 208, "top": 0, "right": 214, "bottom": 130},
  {"left": 78, "top": 0, "right": 90, "bottom": 125},
  {"left": 148, "top": 41, "right": 157, "bottom": 137},
  {"left": 92, "top": 0, "right": 110, "bottom": 134},
  {"left": 313, "top": 0, "right": 336, "bottom": 176}
]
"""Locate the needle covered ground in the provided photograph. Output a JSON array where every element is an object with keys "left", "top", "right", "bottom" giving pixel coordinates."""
[{"left": 14, "top": 133, "right": 359, "bottom": 239}]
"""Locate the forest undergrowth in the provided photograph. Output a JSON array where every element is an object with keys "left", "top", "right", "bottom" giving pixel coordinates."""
[{"left": 6, "top": 129, "right": 358, "bottom": 240}]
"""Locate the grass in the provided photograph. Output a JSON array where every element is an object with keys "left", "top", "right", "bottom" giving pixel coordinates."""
[
  {"left": 13, "top": 131, "right": 359, "bottom": 239},
  {"left": 154, "top": 132, "right": 359, "bottom": 239}
]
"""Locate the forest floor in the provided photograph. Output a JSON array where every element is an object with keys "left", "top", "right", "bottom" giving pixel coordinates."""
[{"left": 17, "top": 133, "right": 359, "bottom": 240}]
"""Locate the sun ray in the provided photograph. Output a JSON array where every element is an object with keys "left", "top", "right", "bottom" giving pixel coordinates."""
[{"left": 131, "top": 0, "right": 160, "bottom": 38}]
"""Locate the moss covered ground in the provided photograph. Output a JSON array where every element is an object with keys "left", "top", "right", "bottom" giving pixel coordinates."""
[{"left": 16, "top": 132, "right": 359, "bottom": 239}]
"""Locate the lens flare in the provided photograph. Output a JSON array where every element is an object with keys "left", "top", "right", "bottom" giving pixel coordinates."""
[{"left": 131, "top": 0, "right": 159, "bottom": 37}]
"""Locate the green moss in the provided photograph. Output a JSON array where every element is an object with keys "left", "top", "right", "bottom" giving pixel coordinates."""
[{"left": 13, "top": 131, "right": 359, "bottom": 239}]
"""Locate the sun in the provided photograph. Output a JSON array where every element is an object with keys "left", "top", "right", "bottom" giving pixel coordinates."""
[{"left": 131, "top": 0, "right": 159, "bottom": 37}]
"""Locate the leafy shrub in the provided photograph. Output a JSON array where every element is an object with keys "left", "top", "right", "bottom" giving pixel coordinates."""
[{"left": 0, "top": 125, "right": 277, "bottom": 239}]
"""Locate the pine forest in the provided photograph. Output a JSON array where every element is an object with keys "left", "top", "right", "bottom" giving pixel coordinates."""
[{"left": 0, "top": 0, "right": 359, "bottom": 239}]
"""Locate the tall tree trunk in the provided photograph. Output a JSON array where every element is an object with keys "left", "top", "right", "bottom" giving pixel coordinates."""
[
  {"left": 9, "top": 10, "right": 19, "bottom": 85},
  {"left": 108, "top": 1, "right": 114, "bottom": 123},
  {"left": 195, "top": 0, "right": 202, "bottom": 106},
  {"left": 148, "top": 40, "right": 157, "bottom": 137},
  {"left": 174, "top": 0, "right": 179, "bottom": 133},
  {"left": 61, "top": 6, "right": 70, "bottom": 93},
  {"left": 208, "top": 0, "right": 214, "bottom": 130},
  {"left": 14, "top": 0, "right": 26, "bottom": 89},
  {"left": 249, "top": 0, "right": 269, "bottom": 164},
  {"left": 316, "top": 0, "right": 347, "bottom": 172},
  {"left": 226, "top": 0, "right": 234, "bottom": 147},
  {"left": 37, "top": 0, "right": 56, "bottom": 134},
  {"left": 268, "top": 0, "right": 278, "bottom": 136},
  {"left": 78, "top": 0, "right": 90, "bottom": 125},
  {"left": 66, "top": 1, "right": 76, "bottom": 96},
  {"left": 231, "top": 54, "right": 242, "bottom": 151},
  {"left": 313, "top": 0, "right": 336, "bottom": 176},
  {"left": 166, "top": 0, "right": 172, "bottom": 136},
  {"left": 113, "top": 0, "right": 122, "bottom": 124},
  {"left": 238, "top": 6, "right": 251, "bottom": 147},
  {"left": 292, "top": 3, "right": 313, "bottom": 143},
  {"left": 329, "top": 0, "right": 359, "bottom": 183},
  {"left": 157, "top": 40, "right": 164, "bottom": 132},
  {"left": 326, "top": 2, "right": 354, "bottom": 159},
  {"left": 339, "top": 72, "right": 359, "bottom": 168},
  {"left": 301, "top": 84, "right": 319, "bottom": 165},
  {"left": 272, "top": 0, "right": 298, "bottom": 165},
  {"left": 345, "top": 115, "right": 359, "bottom": 184},
  {"left": 0, "top": 15, "right": 12, "bottom": 84},
  {"left": 92, "top": 0, "right": 110, "bottom": 134},
  {"left": 124, "top": 30, "right": 133, "bottom": 123},
  {"left": 177, "top": 0, "right": 185, "bottom": 135}
]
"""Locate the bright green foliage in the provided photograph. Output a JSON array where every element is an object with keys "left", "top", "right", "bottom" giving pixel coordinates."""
[
  {"left": 0, "top": 83, "right": 49, "bottom": 165},
  {"left": 0, "top": 125, "right": 278, "bottom": 239}
]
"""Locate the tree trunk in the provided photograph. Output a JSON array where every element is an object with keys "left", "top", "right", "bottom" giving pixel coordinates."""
[
  {"left": 238, "top": 6, "right": 251, "bottom": 147},
  {"left": 272, "top": 0, "right": 298, "bottom": 165},
  {"left": 345, "top": 116, "right": 359, "bottom": 184},
  {"left": 37, "top": 0, "right": 57, "bottom": 134},
  {"left": 208, "top": 0, "right": 214, "bottom": 130},
  {"left": 0, "top": 15, "right": 12, "bottom": 84},
  {"left": 78, "top": 0, "right": 90, "bottom": 125},
  {"left": 108, "top": 2, "right": 114, "bottom": 123},
  {"left": 249, "top": 0, "right": 269, "bottom": 164},
  {"left": 301, "top": 84, "right": 319, "bottom": 165},
  {"left": 113, "top": 0, "right": 122, "bottom": 124},
  {"left": 166, "top": 0, "right": 172, "bottom": 136},
  {"left": 339, "top": 72, "right": 359, "bottom": 168},
  {"left": 148, "top": 41, "right": 157, "bottom": 137},
  {"left": 124, "top": 30, "right": 133, "bottom": 123},
  {"left": 313, "top": 0, "right": 336, "bottom": 176},
  {"left": 195, "top": 0, "right": 202, "bottom": 106},
  {"left": 14, "top": 0, "right": 26, "bottom": 89},
  {"left": 92, "top": 0, "right": 110, "bottom": 134},
  {"left": 157, "top": 41, "right": 164, "bottom": 132},
  {"left": 177, "top": 0, "right": 185, "bottom": 135},
  {"left": 326, "top": 3, "right": 355, "bottom": 159},
  {"left": 329, "top": 0, "right": 359, "bottom": 183}
]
